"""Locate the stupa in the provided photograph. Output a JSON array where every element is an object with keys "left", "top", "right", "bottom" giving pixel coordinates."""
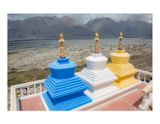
[
  {"left": 107, "top": 32, "right": 138, "bottom": 89},
  {"left": 42, "top": 33, "right": 92, "bottom": 111},
  {"left": 76, "top": 32, "right": 117, "bottom": 99}
]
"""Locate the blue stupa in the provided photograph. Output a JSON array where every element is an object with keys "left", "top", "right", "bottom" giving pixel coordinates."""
[{"left": 42, "top": 33, "right": 92, "bottom": 111}]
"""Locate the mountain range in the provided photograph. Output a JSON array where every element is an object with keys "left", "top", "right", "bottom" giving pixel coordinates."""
[{"left": 8, "top": 16, "right": 152, "bottom": 41}]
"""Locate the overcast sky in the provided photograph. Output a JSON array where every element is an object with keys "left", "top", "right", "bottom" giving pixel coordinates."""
[{"left": 8, "top": 14, "right": 152, "bottom": 23}]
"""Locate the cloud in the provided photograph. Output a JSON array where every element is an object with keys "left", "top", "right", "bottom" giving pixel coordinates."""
[{"left": 8, "top": 14, "right": 152, "bottom": 23}]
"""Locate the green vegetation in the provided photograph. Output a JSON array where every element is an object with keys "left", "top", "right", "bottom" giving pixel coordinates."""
[
  {"left": 76, "top": 63, "right": 86, "bottom": 72},
  {"left": 8, "top": 64, "right": 86, "bottom": 86},
  {"left": 8, "top": 68, "right": 50, "bottom": 86}
]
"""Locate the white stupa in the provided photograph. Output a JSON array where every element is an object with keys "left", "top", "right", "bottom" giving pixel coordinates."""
[{"left": 76, "top": 32, "right": 118, "bottom": 99}]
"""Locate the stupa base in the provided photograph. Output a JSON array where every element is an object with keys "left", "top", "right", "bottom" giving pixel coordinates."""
[
  {"left": 76, "top": 68, "right": 117, "bottom": 89},
  {"left": 42, "top": 92, "right": 92, "bottom": 111},
  {"left": 85, "top": 85, "right": 119, "bottom": 99},
  {"left": 113, "top": 77, "right": 139, "bottom": 89}
]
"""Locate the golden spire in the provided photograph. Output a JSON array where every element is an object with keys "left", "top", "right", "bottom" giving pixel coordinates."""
[
  {"left": 94, "top": 32, "right": 100, "bottom": 53},
  {"left": 117, "top": 32, "right": 123, "bottom": 51},
  {"left": 59, "top": 33, "right": 66, "bottom": 58}
]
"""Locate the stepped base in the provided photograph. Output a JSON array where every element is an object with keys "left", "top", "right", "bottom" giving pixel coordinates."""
[
  {"left": 113, "top": 76, "right": 139, "bottom": 89},
  {"left": 42, "top": 92, "right": 92, "bottom": 111},
  {"left": 107, "top": 63, "right": 137, "bottom": 77},
  {"left": 76, "top": 68, "right": 117, "bottom": 99},
  {"left": 44, "top": 75, "right": 88, "bottom": 99},
  {"left": 76, "top": 68, "right": 117, "bottom": 89},
  {"left": 84, "top": 85, "right": 119, "bottom": 99}
]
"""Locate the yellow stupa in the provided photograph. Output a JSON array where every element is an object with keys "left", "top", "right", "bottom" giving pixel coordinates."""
[{"left": 107, "top": 32, "right": 138, "bottom": 89}]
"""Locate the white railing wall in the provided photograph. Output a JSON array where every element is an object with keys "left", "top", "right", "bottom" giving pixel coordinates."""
[
  {"left": 135, "top": 69, "right": 152, "bottom": 83},
  {"left": 10, "top": 79, "right": 46, "bottom": 111},
  {"left": 138, "top": 81, "right": 152, "bottom": 110}
]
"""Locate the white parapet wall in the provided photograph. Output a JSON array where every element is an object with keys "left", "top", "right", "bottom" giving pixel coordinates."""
[
  {"left": 10, "top": 79, "right": 45, "bottom": 111},
  {"left": 138, "top": 81, "right": 152, "bottom": 110}
]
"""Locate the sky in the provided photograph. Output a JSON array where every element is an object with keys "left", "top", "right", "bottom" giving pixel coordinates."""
[{"left": 8, "top": 14, "right": 152, "bottom": 23}]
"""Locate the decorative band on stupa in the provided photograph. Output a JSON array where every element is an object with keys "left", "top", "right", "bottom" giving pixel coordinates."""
[
  {"left": 42, "top": 33, "right": 92, "bottom": 110},
  {"left": 76, "top": 32, "right": 117, "bottom": 99},
  {"left": 107, "top": 32, "right": 139, "bottom": 89}
]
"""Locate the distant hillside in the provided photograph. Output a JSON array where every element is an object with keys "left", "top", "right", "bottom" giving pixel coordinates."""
[
  {"left": 8, "top": 16, "right": 152, "bottom": 41},
  {"left": 86, "top": 17, "right": 152, "bottom": 38}
]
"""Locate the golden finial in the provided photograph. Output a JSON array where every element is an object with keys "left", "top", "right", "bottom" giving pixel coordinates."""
[
  {"left": 59, "top": 33, "right": 64, "bottom": 42},
  {"left": 117, "top": 32, "right": 123, "bottom": 51},
  {"left": 119, "top": 32, "right": 123, "bottom": 39},
  {"left": 95, "top": 32, "right": 100, "bottom": 41},
  {"left": 59, "top": 33, "right": 66, "bottom": 58},
  {"left": 94, "top": 32, "right": 100, "bottom": 53}
]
